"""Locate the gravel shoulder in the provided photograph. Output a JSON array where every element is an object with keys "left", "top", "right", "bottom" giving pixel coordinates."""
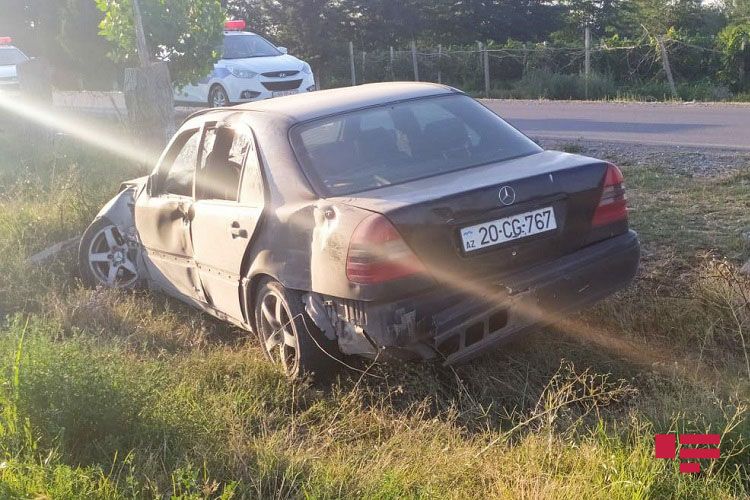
[{"left": 539, "top": 138, "right": 750, "bottom": 178}]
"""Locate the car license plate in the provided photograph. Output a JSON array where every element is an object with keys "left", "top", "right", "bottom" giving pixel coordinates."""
[
  {"left": 460, "top": 207, "right": 557, "bottom": 252},
  {"left": 272, "top": 90, "right": 298, "bottom": 97}
]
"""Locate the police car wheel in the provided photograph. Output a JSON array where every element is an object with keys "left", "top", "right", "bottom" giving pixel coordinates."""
[{"left": 209, "top": 85, "right": 230, "bottom": 108}]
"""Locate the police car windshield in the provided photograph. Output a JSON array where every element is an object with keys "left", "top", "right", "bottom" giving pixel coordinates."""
[
  {"left": 0, "top": 48, "right": 28, "bottom": 66},
  {"left": 223, "top": 35, "right": 280, "bottom": 59}
]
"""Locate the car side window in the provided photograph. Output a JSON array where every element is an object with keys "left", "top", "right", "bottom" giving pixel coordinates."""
[
  {"left": 195, "top": 126, "right": 250, "bottom": 202},
  {"left": 162, "top": 130, "right": 201, "bottom": 197}
]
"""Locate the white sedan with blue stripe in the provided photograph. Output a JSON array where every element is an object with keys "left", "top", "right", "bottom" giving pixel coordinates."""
[{"left": 175, "top": 21, "right": 316, "bottom": 107}]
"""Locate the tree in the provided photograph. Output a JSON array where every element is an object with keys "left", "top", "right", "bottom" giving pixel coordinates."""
[
  {"left": 58, "top": 0, "right": 117, "bottom": 88},
  {"left": 723, "top": 0, "right": 750, "bottom": 22},
  {"left": 557, "top": 0, "right": 630, "bottom": 38},
  {"left": 96, "top": 0, "right": 225, "bottom": 85},
  {"left": 625, "top": 0, "right": 718, "bottom": 36},
  {"left": 718, "top": 21, "right": 750, "bottom": 90}
]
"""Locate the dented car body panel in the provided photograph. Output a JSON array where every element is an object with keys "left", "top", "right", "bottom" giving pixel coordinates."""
[{"left": 86, "top": 82, "right": 639, "bottom": 365}]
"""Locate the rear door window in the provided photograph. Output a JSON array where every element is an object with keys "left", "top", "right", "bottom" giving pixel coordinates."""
[{"left": 195, "top": 126, "right": 251, "bottom": 202}]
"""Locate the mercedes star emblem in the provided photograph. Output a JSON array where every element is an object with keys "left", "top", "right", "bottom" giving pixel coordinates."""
[{"left": 498, "top": 186, "right": 516, "bottom": 206}]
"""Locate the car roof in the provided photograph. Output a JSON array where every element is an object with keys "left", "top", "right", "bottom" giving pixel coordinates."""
[
  {"left": 233, "top": 82, "right": 460, "bottom": 123},
  {"left": 224, "top": 31, "right": 258, "bottom": 36}
]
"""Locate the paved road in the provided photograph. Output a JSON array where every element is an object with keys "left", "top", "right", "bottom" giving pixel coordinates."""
[
  {"left": 482, "top": 100, "right": 750, "bottom": 151},
  {"left": 52, "top": 91, "right": 750, "bottom": 150}
]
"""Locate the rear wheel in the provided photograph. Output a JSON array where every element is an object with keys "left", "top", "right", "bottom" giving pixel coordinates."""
[
  {"left": 208, "top": 85, "right": 230, "bottom": 108},
  {"left": 254, "top": 279, "right": 340, "bottom": 380}
]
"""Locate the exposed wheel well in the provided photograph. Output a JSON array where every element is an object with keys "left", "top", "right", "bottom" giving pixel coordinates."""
[{"left": 208, "top": 84, "right": 229, "bottom": 106}]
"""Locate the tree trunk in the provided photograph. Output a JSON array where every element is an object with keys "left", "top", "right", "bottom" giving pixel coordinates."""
[
  {"left": 123, "top": 62, "right": 176, "bottom": 156},
  {"left": 132, "top": 0, "right": 151, "bottom": 68}
]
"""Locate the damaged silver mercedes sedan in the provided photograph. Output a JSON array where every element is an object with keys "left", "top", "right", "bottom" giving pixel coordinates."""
[{"left": 79, "top": 82, "right": 639, "bottom": 378}]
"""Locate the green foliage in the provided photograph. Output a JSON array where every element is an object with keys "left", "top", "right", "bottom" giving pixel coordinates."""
[
  {"left": 96, "top": 0, "right": 225, "bottom": 85},
  {"left": 718, "top": 22, "right": 750, "bottom": 90}
]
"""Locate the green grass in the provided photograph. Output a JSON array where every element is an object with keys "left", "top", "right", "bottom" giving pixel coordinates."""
[{"left": 0, "top": 125, "right": 748, "bottom": 498}]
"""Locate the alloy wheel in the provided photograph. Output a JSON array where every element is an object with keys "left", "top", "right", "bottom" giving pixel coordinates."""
[
  {"left": 258, "top": 290, "right": 299, "bottom": 375},
  {"left": 87, "top": 224, "right": 138, "bottom": 288},
  {"left": 210, "top": 87, "right": 228, "bottom": 107}
]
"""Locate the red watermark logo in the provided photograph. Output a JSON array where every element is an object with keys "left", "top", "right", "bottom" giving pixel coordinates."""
[{"left": 655, "top": 433, "right": 721, "bottom": 474}]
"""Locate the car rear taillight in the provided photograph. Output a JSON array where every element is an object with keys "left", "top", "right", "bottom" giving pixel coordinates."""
[
  {"left": 346, "top": 214, "right": 426, "bottom": 284},
  {"left": 592, "top": 163, "right": 628, "bottom": 227}
]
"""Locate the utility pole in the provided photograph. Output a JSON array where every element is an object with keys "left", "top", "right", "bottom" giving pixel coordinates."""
[{"left": 349, "top": 41, "right": 356, "bottom": 86}]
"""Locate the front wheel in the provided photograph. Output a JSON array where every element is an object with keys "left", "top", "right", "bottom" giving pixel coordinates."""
[
  {"left": 78, "top": 217, "right": 140, "bottom": 289},
  {"left": 208, "top": 85, "right": 230, "bottom": 108},
  {"left": 254, "top": 279, "right": 340, "bottom": 380}
]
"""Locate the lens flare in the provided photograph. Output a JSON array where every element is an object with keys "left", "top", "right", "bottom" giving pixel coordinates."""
[{"left": 0, "top": 92, "right": 159, "bottom": 166}]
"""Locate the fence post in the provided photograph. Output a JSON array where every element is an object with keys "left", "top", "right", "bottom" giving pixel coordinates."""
[
  {"left": 656, "top": 36, "right": 677, "bottom": 98},
  {"left": 362, "top": 50, "right": 366, "bottom": 83},
  {"left": 584, "top": 26, "right": 591, "bottom": 99},
  {"left": 437, "top": 44, "right": 442, "bottom": 84},
  {"left": 390, "top": 46, "right": 395, "bottom": 80},
  {"left": 523, "top": 42, "right": 529, "bottom": 75},
  {"left": 740, "top": 39, "right": 746, "bottom": 87},
  {"left": 483, "top": 46, "right": 490, "bottom": 98},
  {"left": 411, "top": 40, "right": 419, "bottom": 81},
  {"left": 349, "top": 41, "right": 356, "bottom": 86},
  {"left": 476, "top": 42, "right": 484, "bottom": 90}
]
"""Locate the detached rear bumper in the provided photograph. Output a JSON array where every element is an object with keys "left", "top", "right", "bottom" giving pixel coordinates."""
[{"left": 311, "top": 231, "right": 640, "bottom": 364}]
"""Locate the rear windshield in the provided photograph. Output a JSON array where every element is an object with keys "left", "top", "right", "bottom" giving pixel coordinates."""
[
  {"left": 0, "top": 48, "right": 27, "bottom": 66},
  {"left": 290, "top": 94, "right": 542, "bottom": 196}
]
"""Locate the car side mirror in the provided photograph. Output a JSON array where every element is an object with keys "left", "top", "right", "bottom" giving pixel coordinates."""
[{"left": 277, "top": 46, "right": 288, "bottom": 55}]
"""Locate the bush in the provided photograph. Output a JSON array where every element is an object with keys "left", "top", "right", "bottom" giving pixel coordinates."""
[{"left": 509, "top": 70, "right": 617, "bottom": 100}]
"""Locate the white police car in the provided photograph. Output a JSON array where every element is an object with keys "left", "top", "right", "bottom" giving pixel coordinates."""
[
  {"left": 175, "top": 21, "right": 316, "bottom": 107},
  {"left": 0, "top": 37, "right": 28, "bottom": 93}
]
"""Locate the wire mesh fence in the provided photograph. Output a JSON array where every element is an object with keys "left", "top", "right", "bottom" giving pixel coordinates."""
[{"left": 317, "top": 37, "right": 733, "bottom": 101}]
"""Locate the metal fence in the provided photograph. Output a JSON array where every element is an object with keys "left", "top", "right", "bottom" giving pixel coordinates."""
[{"left": 317, "top": 33, "right": 727, "bottom": 100}]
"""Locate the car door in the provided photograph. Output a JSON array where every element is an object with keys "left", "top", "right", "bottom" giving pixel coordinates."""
[
  {"left": 190, "top": 121, "right": 265, "bottom": 322},
  {"left": 135, "top": 127, "right": 206, "bottom": 303}
]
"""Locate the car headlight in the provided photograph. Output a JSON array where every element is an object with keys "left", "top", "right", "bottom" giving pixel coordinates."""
[
  {"left": 228, "top": 67, "right": 258, "bottom": 79},
  {"left": 301, "top": 63, "right": 312, "bottom": 75}
]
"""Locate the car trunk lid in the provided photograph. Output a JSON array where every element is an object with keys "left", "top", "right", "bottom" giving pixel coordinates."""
[{"left": 332, "top": 151, "right": 612, "bottom": 284}]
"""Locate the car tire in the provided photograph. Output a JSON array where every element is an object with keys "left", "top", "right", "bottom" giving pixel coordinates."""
[
  {"left": 208, "top": 85, "right": 230, "bottom": 108},
  {"left": 78, "top": 217, "right": 140, "bottom": 289},
  {"left": 254, "top": 279, "right": 340, "bottom": 380}
]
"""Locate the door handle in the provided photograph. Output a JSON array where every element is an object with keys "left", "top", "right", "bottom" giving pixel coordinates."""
[{"left": 230, "top": 221, "right": 248, "bottom": 239}]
